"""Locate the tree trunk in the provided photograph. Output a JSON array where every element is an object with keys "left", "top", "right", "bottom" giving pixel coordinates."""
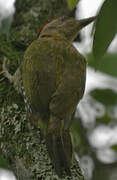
[{"left": 0, "top": 0, "right": 84, "bottom": 179}]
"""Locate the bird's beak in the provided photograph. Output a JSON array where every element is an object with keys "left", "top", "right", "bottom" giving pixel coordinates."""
[{"left": 79, "top": 16, "right": 96, "bottom": 28}]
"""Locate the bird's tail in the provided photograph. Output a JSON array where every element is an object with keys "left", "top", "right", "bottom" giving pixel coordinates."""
[{"left": 45, "top": 115, "right": 72, "bottom": 177}]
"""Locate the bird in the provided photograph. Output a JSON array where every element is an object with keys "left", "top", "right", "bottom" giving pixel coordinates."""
[{"left": 0, "top": 15, "right": 96, "bottom": 177}]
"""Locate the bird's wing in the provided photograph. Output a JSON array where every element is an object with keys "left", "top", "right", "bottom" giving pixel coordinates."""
[{"left": 49, "top": 40, "right": 86, "bottom": 128}]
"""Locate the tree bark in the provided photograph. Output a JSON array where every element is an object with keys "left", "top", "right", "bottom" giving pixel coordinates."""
[{"left": 0, "top": 0, "right": 84, "bottom": 179}]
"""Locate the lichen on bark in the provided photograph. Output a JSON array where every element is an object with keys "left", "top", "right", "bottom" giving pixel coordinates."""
[{"left": 0, "top": 103, "right": 84, "bottom": 179}]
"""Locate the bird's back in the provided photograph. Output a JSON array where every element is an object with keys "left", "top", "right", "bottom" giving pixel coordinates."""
[{"left": 21, "top": 34, "right": 86, "bottom": 127}]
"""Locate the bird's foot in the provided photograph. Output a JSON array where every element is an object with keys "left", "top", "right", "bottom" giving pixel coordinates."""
[{"left": 0, "top": 57, "right": 13, "bottom": 82}]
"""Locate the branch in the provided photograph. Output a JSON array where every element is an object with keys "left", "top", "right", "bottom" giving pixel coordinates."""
[{"left": 0, "top": 104, "right": 84, "bottom": 180}]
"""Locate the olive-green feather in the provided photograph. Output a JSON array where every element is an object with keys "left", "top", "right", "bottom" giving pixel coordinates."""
[{"left": 20, "top": 15, "right": 95, "bottom": 177}]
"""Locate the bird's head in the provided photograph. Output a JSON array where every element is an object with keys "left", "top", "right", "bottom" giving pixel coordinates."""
[{"left": 37, "top": 15, "right": 96, "bottom": 41}]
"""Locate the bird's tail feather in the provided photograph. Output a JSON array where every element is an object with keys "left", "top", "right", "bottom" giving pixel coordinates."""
[{"left": 45, "top": 115, "right": 72, "bottom": 177}]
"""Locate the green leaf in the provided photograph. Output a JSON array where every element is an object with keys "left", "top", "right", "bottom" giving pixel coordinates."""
[
  {"left": 93, "top": 0, "right": 117, "bottom": 62},
  {"left": 88, "top": 53, "right": 117, "bottom": 77},
  {"left": 111, "top": 144, "right": 117, "bottom": 152},
  {"left": 0, "top": 18, "right": 12, "bottom": 35},
  {"left": 66, "top": 0, "right": 79, "bottom": 10},
  {"left": 90, "top": 89, "right": 117, "bottom": 106},
  {"left": 97, "top": 114, "right": 111, "bottom": 124},
  {"left": 0, "top": 156, "right": 8, "bottom": 168}
]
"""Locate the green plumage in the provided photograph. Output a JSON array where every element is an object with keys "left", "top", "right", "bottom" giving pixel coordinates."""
[
  {"left": 0, "top": 16, "right": 95, "bottom": 177},
  {"left": 21, "top": 33, "right": 86, "bottom": 176},
  {"left": 22, "top": 34, "right": 86, "bottom": 128}
]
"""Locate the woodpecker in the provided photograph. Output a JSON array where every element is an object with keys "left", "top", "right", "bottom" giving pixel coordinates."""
[{"left": 0, "top": 15, "right": 96, "bottom": 177}]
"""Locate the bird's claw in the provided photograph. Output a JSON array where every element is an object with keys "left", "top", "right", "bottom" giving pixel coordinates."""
[
  {"left": 0, "top": 71, "right": 6, "bottom": 82},
  {"left": 0, "top": 57, "right": 13, "bottom": 82}
]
